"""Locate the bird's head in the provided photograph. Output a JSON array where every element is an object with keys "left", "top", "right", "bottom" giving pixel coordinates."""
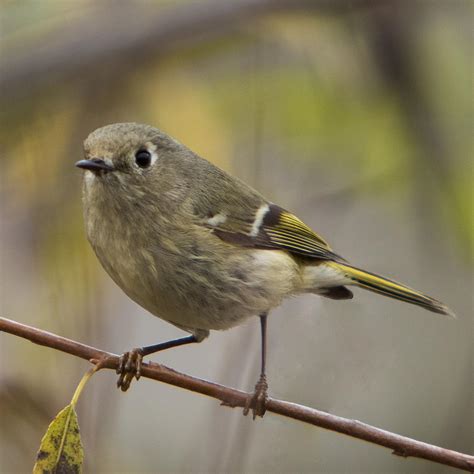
[{"left": 76, "top": 122, "right": 192, "bottom": 206}]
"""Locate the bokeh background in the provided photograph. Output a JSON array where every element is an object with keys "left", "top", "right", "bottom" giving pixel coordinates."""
[{"left": 0, "top": 1, "right": 472, "bottom": 472}]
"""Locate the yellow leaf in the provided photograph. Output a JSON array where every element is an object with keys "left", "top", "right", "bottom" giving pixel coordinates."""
[
  {"left": 33, "top": 367, "right": 98, "bottom": 473},
  {"left": 33, "top": 403, "right": 83, "bottom": 474}
]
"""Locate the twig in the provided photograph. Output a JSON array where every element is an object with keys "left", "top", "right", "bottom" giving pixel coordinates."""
[
  {"left": 1, "top": 317, "right": 472, "bottom": 472},
  {"left": 1, "top": 0, "right": 387, "bottom": 97}
]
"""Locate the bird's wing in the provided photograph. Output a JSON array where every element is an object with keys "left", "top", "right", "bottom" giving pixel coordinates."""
[{"left": 201, "top": 202, "right": 344, "bottom": 261}]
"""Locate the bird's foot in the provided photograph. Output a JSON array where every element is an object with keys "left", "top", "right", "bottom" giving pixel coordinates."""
[
  {"left": 116, "top": 348, "right": 144, "bottom": 392},
  {"left": 243, "top": 374, "right": 268, "bottom": 419}
]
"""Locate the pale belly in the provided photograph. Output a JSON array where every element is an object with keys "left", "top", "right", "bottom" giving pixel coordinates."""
[{"left": 94, "top": 238, "right": 300, "bottom": 333}]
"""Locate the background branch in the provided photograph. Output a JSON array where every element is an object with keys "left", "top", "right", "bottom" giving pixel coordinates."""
[
  {"left": 1, "top": 317, "right": 472, "bottom": 472},
  {"left": 1, "top": 0, "right": 387, "bottom": 97}
]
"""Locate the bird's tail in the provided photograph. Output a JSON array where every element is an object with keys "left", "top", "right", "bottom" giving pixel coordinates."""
[{"left": 328, "top": 262, "right": 455, "bottom": 317}]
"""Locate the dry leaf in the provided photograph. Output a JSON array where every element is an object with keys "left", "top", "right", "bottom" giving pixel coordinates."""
[
  {"left": 33, "top": 403, "right": 83, "bottom": 474},
  {"left": 32, "top": 367, "right": 99, "bottom": 474}
]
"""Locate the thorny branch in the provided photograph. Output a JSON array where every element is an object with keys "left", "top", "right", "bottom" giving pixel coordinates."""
[{"left": 1, "top": 317, "right": 473, "bottom": 472}]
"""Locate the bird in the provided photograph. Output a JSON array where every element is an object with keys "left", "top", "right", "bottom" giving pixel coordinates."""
[{"left": 76, "top": 122, "right": 454, "bottom": 418}]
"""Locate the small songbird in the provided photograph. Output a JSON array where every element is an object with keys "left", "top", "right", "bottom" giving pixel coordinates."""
[{"left": 76, "top": 122, "right": 454, "bottom": 417}]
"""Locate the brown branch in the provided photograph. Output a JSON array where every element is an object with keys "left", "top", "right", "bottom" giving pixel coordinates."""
[
  {"left": 1, "top": 317, "right": 472, "bottom": 472},
  {"left": 1, "top": 0, "right": 388, "bottom": 97}
]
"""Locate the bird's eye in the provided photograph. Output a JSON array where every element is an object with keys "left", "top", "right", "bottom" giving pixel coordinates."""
[{"left": 135, "top": 149, "right": 152, "bottom": 168}]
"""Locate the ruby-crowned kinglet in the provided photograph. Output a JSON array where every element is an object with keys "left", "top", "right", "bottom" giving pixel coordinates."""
[{"left": 76, "top": 122, "right": 454, "bottom": 417}]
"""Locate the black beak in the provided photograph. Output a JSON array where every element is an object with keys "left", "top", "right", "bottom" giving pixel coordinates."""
[{"left": 75, "top": 158, "right": 114, "bottom": 173}]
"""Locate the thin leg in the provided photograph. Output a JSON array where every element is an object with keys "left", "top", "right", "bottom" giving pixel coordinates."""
[
  {"left": 259, "top": 313, "right": 267, "bottom": 377},
  {"left": 117, "top": 335, "right": 198, "bottom": 391},
  {"left": 140, "top": 335, "right": 198, "bottom": 356},
  {"left": 243, "top": 313, "right": 269, "bottom": 419}
]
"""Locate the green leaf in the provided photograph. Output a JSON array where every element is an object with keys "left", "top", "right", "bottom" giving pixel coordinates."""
[
  {"left": 33, "top": 403, "right": 83, "bottom": 474},
  {"left": 33, "top": 367, "right": 98, "bottom": 473}
]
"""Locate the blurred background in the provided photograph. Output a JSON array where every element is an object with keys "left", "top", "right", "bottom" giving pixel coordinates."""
[{"left": 0, "top": 1, "right": 472, "bottom": 472}]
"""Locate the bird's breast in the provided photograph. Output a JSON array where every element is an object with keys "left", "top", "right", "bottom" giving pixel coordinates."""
[{"left": 84, "top": 201, "right": 301, "bottom": 331}]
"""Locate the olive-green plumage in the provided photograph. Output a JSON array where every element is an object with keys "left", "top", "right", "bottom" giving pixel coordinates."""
[{"left": 77, "top": 122, "right": 454, "bottom": 343}]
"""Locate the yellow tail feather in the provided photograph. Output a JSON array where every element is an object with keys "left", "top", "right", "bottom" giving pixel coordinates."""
[{"left": 329, "top": 262, "right": 455, "bottom": 317}]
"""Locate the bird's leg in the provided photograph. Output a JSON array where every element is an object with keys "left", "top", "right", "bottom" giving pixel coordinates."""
[
  {"left": 244, "top": 313, "right": 269, "bottom": 419},
  {"left": 117, "top": 335, "right": 198, "bottom": 391}
]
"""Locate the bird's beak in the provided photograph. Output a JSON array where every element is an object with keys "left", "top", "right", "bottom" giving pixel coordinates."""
[{"left": 75, "top": 158, "right": 114, "bottom": 173}]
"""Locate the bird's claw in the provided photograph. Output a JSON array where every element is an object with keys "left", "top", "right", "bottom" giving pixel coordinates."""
[
  {"left": 116, "top": 348, "right": 143, "bottom": 392},
  {"left": 243, "top": 374, "right": 268, "bottom": 419}
]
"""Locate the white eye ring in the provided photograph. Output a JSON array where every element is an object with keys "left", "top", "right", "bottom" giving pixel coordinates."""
[{"left": 135, "top": 142, "right": 158, "bottom": 169}]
